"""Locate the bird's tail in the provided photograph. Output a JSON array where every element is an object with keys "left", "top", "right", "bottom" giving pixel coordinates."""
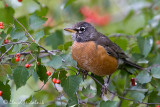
[{"left": 124, "top": 59, "right": 143, "bottom": 70}]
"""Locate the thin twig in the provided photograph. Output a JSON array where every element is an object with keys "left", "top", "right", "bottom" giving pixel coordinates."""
[
  {"left": 0, "top": 41, "right": 31, "bottom": 47},
  {"left": 0, "top": 45, "right": 14, "bottom": 60}
]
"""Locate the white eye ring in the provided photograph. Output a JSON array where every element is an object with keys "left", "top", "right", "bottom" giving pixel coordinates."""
[{"left": 80, "top": 27, "right": 85, "bottom": 31}]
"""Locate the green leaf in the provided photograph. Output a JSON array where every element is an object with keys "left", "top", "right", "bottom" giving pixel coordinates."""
[
  {"left": 36, "top": 65, "right": 48, "bottom": 83},
  {"left": 47, "top": 55, "right": 62, "bottom": 69},
  {"left": 148, "top": 91, "right": 160, "bottom": 105},
  {"left": 12, "top": 44, "right": 22, "bottom": 53},
  {"left": 137, "top": 36, "right": 153, "bottom": 57},
  {"left": 64, "top": 0, "right": 76, "bottom": 8},
  {"left": 51, "top": 70, "right": 67, "bottom": 80},
  {"left": 0, "top": 7, "right": 14, "bottom": 24},
  {"left": 45, "top": 30, "right": 64, "bottom": 49},
  {"left": 61, "top": 53, "right": 77, "bottom": 67},
  {"left": 13, "top": 66, "right": 29, "bottom": 89},
  {"left": 10, "top": 28, "right": 28, "bottom": 41},
  {"left": 91, "top": 74, "right": 104, "bottom": 96},
  {"left": 123, "top": 10, "right": 135, "bottom": 22},
  {"left": 136, "top": 70, "right": 152, "bottom": 84},
  {"left": 82, "top": 85, "right": 96, "bottom": 98},
  {"left": 100, "top": 101, "right": 118, "bottom": 107},
  {"left": 35, "top": 30, "right": 45, "bottom": 43},
  {"left": 114, "top": 38, "right": 128, "bottom": 51},
  {"left": 67, "top": 96, "right": 78, "bottom": 107},
  {"left": 151, "top": 66, "right": 160, "bottom": 79},
  {"left": 29, "top": 13, "right": 47, "bottom": 30},
  {"left": 129, "top": 91, "right": 145, "bottom": 102},
  {"left": 29, "top": 43, "right": 40, "bottom": 54},
  {"left": 0, "top": 32, "right": 7, "bottom": 46},
  {"left": 61, "top": 75, "right": 82, "bottom": 99},
  {"left": 0, "top": 81, "right": 11, "bottom": 101}
]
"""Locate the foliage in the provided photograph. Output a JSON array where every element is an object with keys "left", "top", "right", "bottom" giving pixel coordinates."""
[{"left": 0, "top": 0, "right": 160, "bottom": 107}]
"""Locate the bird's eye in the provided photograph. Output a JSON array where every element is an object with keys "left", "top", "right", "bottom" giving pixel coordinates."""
[{"left": 80, "top": 27, "right": 85, "bottom": 31}]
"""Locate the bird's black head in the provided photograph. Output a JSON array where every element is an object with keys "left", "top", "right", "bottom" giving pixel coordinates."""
[{"left": 64, "top": 22, "right": 98, "bottom": 42}]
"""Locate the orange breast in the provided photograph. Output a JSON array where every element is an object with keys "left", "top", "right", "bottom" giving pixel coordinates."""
[{"left": 71, "top": 41, "right": 118, "bottom": 76}]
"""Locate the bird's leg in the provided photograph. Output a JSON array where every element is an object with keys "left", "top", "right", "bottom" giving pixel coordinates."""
[{"left": 77, "top": 69, "right": 88, "bottom": 80}]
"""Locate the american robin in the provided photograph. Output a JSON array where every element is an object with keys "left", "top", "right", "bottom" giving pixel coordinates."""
[{"left": 64, "top": 22, "right": 143, "bottom": 76}]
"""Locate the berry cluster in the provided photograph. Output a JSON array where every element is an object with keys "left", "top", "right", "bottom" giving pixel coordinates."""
[
  {"left": 52, "top": 78, "right": 60, "bottom": 84},
  {"left": 0, "top": 22, "right": 3, "bottom": 29},
  {"left": 80, "top": 6, "right": 110, "bottom": 26},
  {"left": 16, "top": 53, "right": 21, "bottom": 62}
]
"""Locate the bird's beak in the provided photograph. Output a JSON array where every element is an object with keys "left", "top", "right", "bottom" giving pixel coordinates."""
[{"left": 64, "top": 28, "right": 77, "bottom": 33}]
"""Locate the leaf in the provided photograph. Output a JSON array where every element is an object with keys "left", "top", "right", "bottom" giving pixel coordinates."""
[
  {"left": 114, "top": 38, "right": 128, "bottom": 51},
  {"left": 123, "top": 10, "right": 135, "bottom": 22},
  {"left": 0, "top": 32, "right": 7, "bottom": 46},
  {"left": 61, "top": 75, "right": 82, "bottom": 99},
  {"left": 91, "top": 74, "right": 104, "bottom": 96},
  {"left": 148, "top": 91, "right": 160, "bottom": 105},
  {"left": 29, "top": 43, "right": 40, "bottom": 54},
  {"left": 128, "top": 91, "right": 145, "bottom": 103},
  {"left": 12, "top": 44, "right": 22, "bottom": 53},
  {"left": 100, "top": 101, "right": 118, "bottom": 107},
  {"left": 13, "top": 66, "right": 29, "bottom": 89},
  {"left": 82, "top": 85, "right": 96, "bottom": 98},
  {"left": 64, "top": 0, "right": 76, "bottom": 8},
  {"left": 51, "top": 70, "right": 67, "bottom": 80},
  {"left": 151, "top": 66, "right": 160, "bottom": 79},
  {"left": 0, "top": 81, "right": 11, "bottom": 101},
  {"left": 36, "top": 65, "right": 48, "bottom": 83},
  {"left": 67, "top": 96, "right": 78, "bottom": 107},
  {"left": 35, "top": 30, "right": 45, "bottom": 43},
  {"left": 45, "top": 30, "right": 64, "bottom": 49},
  {"left": 137, "top": 36, "right": 153, "bottom": 57},
  {"left": 136, "top": 70, "right": 152, "bottom": 84},
  {"left": 61, "top": 53, "right": 77, "bottom": 67},
  {"left": 29, "top": 13, "right": 47, "bottom": 30},
  {"left": 47, "top": 55, "right": 62, "bottom": 69},
  {"left": 10, "top": 28, "right": 28, "bottom": 41}
]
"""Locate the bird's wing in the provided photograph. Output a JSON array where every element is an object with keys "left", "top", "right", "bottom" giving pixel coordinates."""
[{"left": 95, "top": 32, "right": 128, "bottom": 59}]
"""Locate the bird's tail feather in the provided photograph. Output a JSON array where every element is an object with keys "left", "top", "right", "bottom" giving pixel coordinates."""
[{"left": 124, "top": 59, "right": 143, "bottom": 70}]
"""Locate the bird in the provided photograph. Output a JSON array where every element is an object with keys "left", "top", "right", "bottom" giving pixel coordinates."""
[{"left": 64, "top": 21, "right": 143, "bottom": 76}]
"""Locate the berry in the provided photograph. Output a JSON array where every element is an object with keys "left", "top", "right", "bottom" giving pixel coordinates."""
[
  {"left": 16, "top": 53, "right": 21, "bottom": 58},
  {"left": 22, "top": 58, "right": 24, "bottom": 61},
  {"left": 16, "top": 57, "right": 20, "bottom": 62},
  {"left": 52, "top": 78, "right": 57, "bottom": 84},
  {"left": 25, "top": 64, "right": 30, "bottom": 68},
  {"left": 0, "top": 22, "right": 3, "bottom": 26},
  {"left": 56, "top": 79, "right": 60, "bottom": 84},
  {"left": 131, "top": 78, "right": 136, "bottom": 86},
  {"left": 37, "top": 62, "right": 39, "bottom": 66},
  {"left": 30, "top": 64, "right": 32, "bottom": 66},
  {"left": 46, "top": 71, "right": 51, "bottom": 76},
  {"left": 5, "top": 4, "right": 8, "bottom": 8},
  {"left": 4, "top": 39, "right": 9, "bottom": 44},
  {"left": 0, "top": 26, "right": 3, "bottom": 29},
  {"left": 18, "top": 0, "right": 23, "bottom": 2},
  {"left": 0, "top": 91, "right": 2, "bottom": 96},
  {"left": 32, "top": 40, "right": 35, "bottom": 42},
  {"left": 156, "top": 40, "right": 160, "bottom": 45},
  {"left": 154, "top": 6, "right": 159, "bottom": 11}
]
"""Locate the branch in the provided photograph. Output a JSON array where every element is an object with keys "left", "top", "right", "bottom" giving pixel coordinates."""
[
  {"left": 0, "top": 41, "right": 31, "bottom": 47},
  {"left": 0, "top": 45, "right": 14, "bottom": 60}
]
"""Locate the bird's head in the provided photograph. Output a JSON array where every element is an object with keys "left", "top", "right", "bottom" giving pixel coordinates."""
[{"left": 64, "top": 21, "right": 98, "bottom": 42}]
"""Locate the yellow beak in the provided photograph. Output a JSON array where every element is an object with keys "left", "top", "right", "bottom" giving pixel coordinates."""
[{"left": 64, "top": 28, "right": 77, "bottom": 33}]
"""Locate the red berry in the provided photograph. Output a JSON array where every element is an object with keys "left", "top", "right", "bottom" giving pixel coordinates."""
[
  {"left": 154, "top": 6, "right": 159, "bottom": 11},
  {"left": 0, "top": 91, "right": 2, "bottom": 96},
  {"left": 18, "top": 0, "right": 23, "bottom": 2},
  {"left": 32, "top": 40, "right": 35, "bottom": 42},
  {"left": 131, "top": 78, "right": 136, "bottom": 86},
  {"left": 16, "top": 53, "right": 21, "bottom": 58},
  {"left": 4, "top": 39, "right": 9, "bottom": 44},
  {"left": 25, "top": 64, "right": 30, "bottom": 68},
  {"left": 0, "top": 22, "right": 3, "bottom": 26},
  {"left": 0, "top": 26, "right": 3, "bottom": 29},
  {"left": 22, "top": 58, "right": 24, "bottom": 61},
  {"left": 56, "top": 79, "right": 60, "bottom": 84},
  {"left": 52, "top": 78, "right": 57, "bottom": 83},
  {"left": 16, "top": 57, "right": 20, "bottom": 62},
  {"left": 46, "top": 71, "right": 51, "bottom": 76},
  {"left": 5, "top": 4, "right": 8, "bottom": 7},
  {"left": 37, "top": 62, "right": 39, "bottom": 66}
]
